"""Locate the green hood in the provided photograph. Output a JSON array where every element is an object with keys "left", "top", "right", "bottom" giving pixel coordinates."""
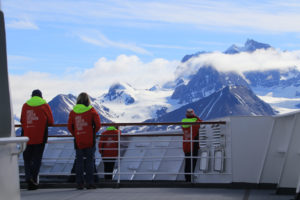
[
  {"left": 181, "top": 118, "right": 198, "bottom": 128},
  {"left": 73, "top": 104, "right": 93, "bottom": 114},
  {"left": 106, "top": 126, "right": 117, "bottom": 131},
  {"left": 26, "top": 96, "right": 47, "bottom": 107}
]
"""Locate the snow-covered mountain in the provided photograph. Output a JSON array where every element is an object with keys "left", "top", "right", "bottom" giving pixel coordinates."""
[
  {"left": 154, "top": 85, "right": 275, "bottom": 121},
  {"left": 245, "top": 68, "right": 300, "bottom": 89},
  {"left": 49, "top": 94, "right": 113, "bottom": 124},
  {"left": 15, "top": 39, "right": 300, "bottom": 133},
  {"left": 101, "top": 83, "right": 135, "bottom": 105},
  {"left": 181, "top": 51, "right": 207, "bottom": 63},
  {"left": 224, "top": 39, "right": 272, "bottom": 54},
  {"left": 135, "top": 85, "right": 276, "bottom": 132},
  {"left": 171, "top": 66, "right": 249, "bottom": 104},
  {"left": 244, "top": 68, "right": 300, "bottom": 114},
  {"left": 46, "top": 94, "right": 113, "bottom": 135},
  {"left": 171, "top": 39, "right": 300, "bottom": 114},
  {"left": 98, "top": 82, "right": 174, "bottom": 122},
  {"left": 49, "top": 39, "right": 299, "bottom": 125}
]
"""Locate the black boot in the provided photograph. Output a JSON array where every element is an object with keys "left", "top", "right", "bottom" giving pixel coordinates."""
[{"left": 27, "top": 179, "right": 38, "bottom": 190}]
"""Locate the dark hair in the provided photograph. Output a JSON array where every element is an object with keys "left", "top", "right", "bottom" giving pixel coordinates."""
[
  {"left": 76, "top": 92, "right": 91, "bottom": 107},
  {"left": 31, "top": 89, "right": 42, "bottom": 98}
]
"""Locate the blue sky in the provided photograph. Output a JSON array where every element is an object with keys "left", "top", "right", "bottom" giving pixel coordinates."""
[
  {"left": 4, "top": 0, "right": 300, "bottom": 74},
  {"left": 3, "top": 0, "right": 300, "bottom": 114}
]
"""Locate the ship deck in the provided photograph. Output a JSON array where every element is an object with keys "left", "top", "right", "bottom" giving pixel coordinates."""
[{"left": 21, "top": 187, "right": 294, "bottom": 200}]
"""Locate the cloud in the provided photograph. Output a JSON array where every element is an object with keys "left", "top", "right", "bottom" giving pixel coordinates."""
[
  {"left": 142, "top": 43, "right": 198, "bottom": 50},
  {"left": 4, "top": 0, "right": 300, "bottom": 33},
  {"left": 175, "top": 48, "right": 300, "bottom": 78},
  {"left": 78, "top": 32, "right": 151, "bottom": 55},
  {"left": 8, "top": 55, "right": 34, "bottom": 62},
  {"left": 10, "top": 49, "right": 300, "bottom": 117},
  {"left": 9, "top": 55, "right": 179, "bottom": 116},
  {"left": 6, "top": 19, "right": 39, "bottom": 30}
]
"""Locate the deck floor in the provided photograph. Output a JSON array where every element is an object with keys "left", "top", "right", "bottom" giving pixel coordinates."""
[{"left": 21, "top": 188, "right": 294, "bottom": 200}]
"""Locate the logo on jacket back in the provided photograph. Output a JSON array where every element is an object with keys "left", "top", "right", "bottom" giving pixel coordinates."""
[
  {"left": 106, "top": 137, "right": 114, "bottom": 146},
  {"left": 75, "top": 116, "right": 88, "bottom": 134},
  {"left": 26, "top": 110, "right": 39, "bottom": 124},
  {"left": 183, "top": 129, "right": 191, "bottom": 139}
]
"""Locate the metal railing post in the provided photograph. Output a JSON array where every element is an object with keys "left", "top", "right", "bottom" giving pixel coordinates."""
[
  {"left": 117, "top": 129, "right": 121, "bottom": 184},
  {"left": 190, "top": 126, "right": 193, "bottom": 183}
]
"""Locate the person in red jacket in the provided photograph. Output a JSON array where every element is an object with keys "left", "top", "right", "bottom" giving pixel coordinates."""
[
  {"left": 181, "top": 108, "right": 202, "bottom": 182},
  {"left": 98, "top": 126, "right": 121, "bottom": 180},
  {"left": 68, "top": 92, "right": 101, "bottom": 189},
  {"left": 21, "top": 89, "right": 54, "bottom": 190}
]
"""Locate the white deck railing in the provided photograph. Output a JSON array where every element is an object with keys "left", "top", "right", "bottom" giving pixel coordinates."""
[{"left": 16, "top": 121, "right": 230, "bottom": 184}]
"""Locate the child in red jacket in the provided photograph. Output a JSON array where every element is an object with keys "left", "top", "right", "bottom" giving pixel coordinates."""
[{"left": 98, "top": 126, "right": 121, "bottom": 180}]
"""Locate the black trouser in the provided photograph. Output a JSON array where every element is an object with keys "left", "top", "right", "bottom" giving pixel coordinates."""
[
  {"left": 70, "top": 158, "right": 98, "bottom": 183},
  {"left": 103, "top": 158, "right": 116, "bottom": 180},
  {"left": 23, "top": 143, "right": 45, "bottom": 183},
  {"left": 184, "top": 143, "right": 199, "bottom": 182}
]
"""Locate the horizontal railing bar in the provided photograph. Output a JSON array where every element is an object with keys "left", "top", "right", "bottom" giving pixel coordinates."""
[
  {"left": 18, "top": 156, "right": 232, "bottom": 161},
  {"left": 14, "top": 121, "right": 226, "bottom": 128},
  {"left": 15, "top": 133, "right": 229, "bottom": 138},
  {"left": 19, "top": 172, "right": 232, "bottom": 176}
]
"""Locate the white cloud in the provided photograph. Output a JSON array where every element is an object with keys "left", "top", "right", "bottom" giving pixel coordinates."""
[
  {"left": 4, "top": 0, "right": 300, "bottom": 33},
  {"left": 78, "top": 32, "right": 151, "bottom": 55},
  {"left": 7, "top": 19, "right": 39, "bottom": 30},
  {"left": 8, "top": 55, "right": 34, "bottom": 62},
  {"left": 10, "top": 49, "right": 300, "bottom": 117},
  {"left": 142, "top": 43, "right": 198, "bottom": 50},
  {"left": 9, "top": 55, "right": 179, "bottom": 116},
  {"left": 176, "top": 48, "right": 300, "bottom": 78}
]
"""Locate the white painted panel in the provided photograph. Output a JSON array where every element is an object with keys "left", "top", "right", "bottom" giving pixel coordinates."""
[
  {"left": 199, "top": 151, "right": 209, "bottom": 171},
  {"left": 260, "top": 115, "right": 295, "bottom": 184},
  {"left": 278, "top": 113, "right": 300, "bottom": 188},
  {"left": 230, "top": 116, "right": 273, "bottom": 183},
  {"left": 0, "top": 143, "right": 21, "bottom": 200},
  {"left": 214, "top": 150, "right": 224, "bottom": 172}
]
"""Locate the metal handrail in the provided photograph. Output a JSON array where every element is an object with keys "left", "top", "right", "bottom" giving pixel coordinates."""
[
  {"left": 0, "top": 136, "right": 28, "bottom": 155},
  {"left": 14, "top": 121, "right": 225, "bottom": 128},
  {"left": 15, "top": 121, "right": 226, "bottom": 137}
]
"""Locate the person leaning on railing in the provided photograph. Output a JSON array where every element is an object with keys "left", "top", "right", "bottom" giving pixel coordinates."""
[
  {"left": 21, "top": 89, "right": 54, "bottom": 190},
  {"left": 98, "top": 125, "right": 121, "bottom": 180},
  {"left": 67, "top": 92, "right": 101, "bottom": 190},
  {"left": 181, "top": 108, "right": 202, "bottom": 182}
]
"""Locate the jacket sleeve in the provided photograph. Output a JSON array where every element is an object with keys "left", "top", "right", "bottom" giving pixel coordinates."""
[
  {"left": 191, "top": 117, "right": 201, "bottom": 138},
  {"left": 20, "top": 104, "right": 26, "bottom": 136},
  {"left": 92, "top": 108, "right": 101, "bottom": 133},
  {"left": 20, "top": 104, "right": 26, "bottom": 127},
  {"left": 67, "top": 112, "right": 75, "bottom": 136},
  {"left": 196, "top": 116, "right": 202, "bottom": 122},
  {"left": 45, "top": 104, "right": 54, "bottom": 126}
]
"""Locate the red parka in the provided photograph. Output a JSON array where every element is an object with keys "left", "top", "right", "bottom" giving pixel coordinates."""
[
  {"left": 68, "top": 104, "right": 101, "bottom": 149},
  {"left": 181, "top": 116, "right": 202, "bottom": 153},
  {"left": 98, "top": 127, "right": 121, "bottom": 158},
  {"left": 21, "top": 96, "right": 54, "bottom": 145}
]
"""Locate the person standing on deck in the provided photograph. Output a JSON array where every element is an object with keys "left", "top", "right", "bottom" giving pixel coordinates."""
[
  {"left": 98, "top": 126, "right": 121, "bottom": 180},
  {"left": 68, "top": 92, "right": 101, "bottom": 189},
  {"left": 181, "top": 108, "right": 202, "bottom": 182},
  {"left": 21, "top": 89, "right": 54, "bottom": 190}
]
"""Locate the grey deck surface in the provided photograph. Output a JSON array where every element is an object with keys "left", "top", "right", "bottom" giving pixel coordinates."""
[{"left": 21, "top": 188, "right": 294, "bottom": 200}]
